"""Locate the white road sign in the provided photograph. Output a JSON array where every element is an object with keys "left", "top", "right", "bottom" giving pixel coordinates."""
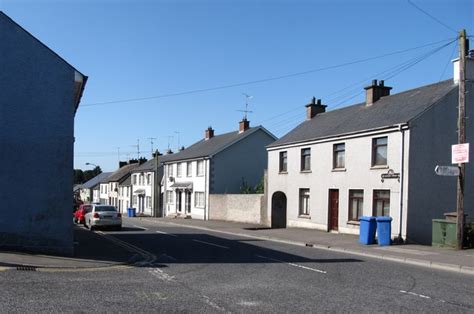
[
  {"left": 452, "top": 143, "right": 469, "bottom": 164},
  {"left": 435, "top": 165, "right": 460, "bottom": 176}
]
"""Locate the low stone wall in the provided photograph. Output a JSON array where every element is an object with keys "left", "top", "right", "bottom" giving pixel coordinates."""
[{"left": 209, "top": 194, "right": 265, "bottom": 224}]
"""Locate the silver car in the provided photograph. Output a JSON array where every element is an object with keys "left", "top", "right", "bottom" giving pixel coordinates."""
[{"left": 84, "top": 205, "right": 122, "bottom": 231}]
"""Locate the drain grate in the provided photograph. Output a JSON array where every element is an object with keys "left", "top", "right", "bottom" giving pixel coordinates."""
[{"left": 16, "top": 266, "right": 37, "bottom": 271}]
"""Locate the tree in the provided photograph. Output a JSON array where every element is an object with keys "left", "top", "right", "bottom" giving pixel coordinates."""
[
  {"left": 74, "top": 169, "right": 84, "bottom": 184},
  {"left": 254, "top": 176, "right": 265, "bottom": 194}
]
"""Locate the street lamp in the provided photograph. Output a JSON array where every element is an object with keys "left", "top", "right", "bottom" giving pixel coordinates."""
[{"left": 85, "top": 162, "right": 98, "bottom": 168}]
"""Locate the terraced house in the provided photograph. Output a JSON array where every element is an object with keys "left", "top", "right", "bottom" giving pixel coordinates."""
[
  {"left": 267, "top": 57, "right": 473, "bottom": 245},
  {"left": 162, "top": 119, "right": 276, "bottom": 220}
]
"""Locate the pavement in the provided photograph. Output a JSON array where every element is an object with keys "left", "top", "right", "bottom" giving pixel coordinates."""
[{"left": 0, "top": 217, "right": 473, "bottom": 275}]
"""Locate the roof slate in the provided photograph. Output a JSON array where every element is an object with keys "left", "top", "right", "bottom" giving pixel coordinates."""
[
  {"left": 133, "top": 154, "right": 177, "bottom": 172},
  {"left": 162, "top": 127, "right": 274, "bottom": 163},
  {"left": 106, "top": 163, "right": 139, "bottom": 183},
  {"left": 269, "top": 80, "right": 457, "bottom": 148},
  {"left": 82, "top": 172, "right": 112, "bottom": 189}
]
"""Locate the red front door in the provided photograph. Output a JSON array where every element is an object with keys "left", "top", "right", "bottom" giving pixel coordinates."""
[{"left": 329, "top": 189, "right": 339, "bottom": 231}]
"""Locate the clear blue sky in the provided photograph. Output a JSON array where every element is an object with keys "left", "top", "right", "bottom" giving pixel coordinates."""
[{"left": 2, "top": 0, "right": 472, "bottom": 172}]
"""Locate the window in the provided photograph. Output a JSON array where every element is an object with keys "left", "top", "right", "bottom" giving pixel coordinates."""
[
  {"left": 166, "top": 191, "right": 174, "bottom": 204},
  {"left": 348, "top": 190, "right": 364, "bottom": 221},
  {"left": 133, "top": 175, "right": 137, "bottom": 185},
  {"left": 372, "top": 137, "right": 388, "bottom": 166},
  {"left": 147, "top": 174, "right": 151, "bottom": 185},
  {"left": 301, "top": 148, "right": 311, "bottom": 171},
  {"left": 177, "top": 163, "right": 182, "bottom": 177},
  {"left": 299, "top": 188, "right": 310, "bottom": 216},
  {"left": 333, "top": 143, "right": 345, "bottom": 169},
  {"left": 146, "top": 196, "right": 152, "bottom": 208},
  {"left": 373, "top": 190, "right": 390, "bottom": 216},
  {"left": 139, "top": 174, "right": 143, "bottom": 185},
  {"left": 197, "top": 160, "right": 204, "bottom": 176},
  {"left": 195, "top": 192, "right": 205, "bottom": 208},
  {"left": 167, "top": 164, "right": 174, "bottom": 177},
  {"left": 187, "top": 162, "right": 192, "bottom": 177},
  {"left": 279, "top": 151, "right": 288, "bottom": 172}
]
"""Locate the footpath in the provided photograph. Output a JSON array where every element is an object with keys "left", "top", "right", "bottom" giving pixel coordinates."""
[
  {"left": 142, "top": 217, "right": 474, "bottom": 276},
  {"left": 0, "top": 226, "right": 135, "bottom": 271}
]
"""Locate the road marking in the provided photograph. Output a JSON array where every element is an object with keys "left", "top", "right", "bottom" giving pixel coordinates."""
[
  {"left": 132, "top": 225, "right": 148, "bottom": 230},
  {"left": 202, "top": 295, "right": 227, "bottom": 312},
  {"left": 256, "top": 255, "right": 327, "bottom": 274},
  {"left": 193, "top": 239, "right": 229, "bottom": 249},
  {"left": 399, "top": 290, "right": 443, "bottom": 302},
  {"left": 149, "top": 268, "right": 175, "bottom": 282},
  {"left": 96, "top": 231, "right": 156, "bottom": 266},
  {"left": 156, "top": 230, "right": 178, "bottom": 237}
]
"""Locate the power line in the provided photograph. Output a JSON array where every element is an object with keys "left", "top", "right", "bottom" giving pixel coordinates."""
[
  {"left": 407, "top": 0, "right": 457, "bottom": 34},
  {"left": 81, "top": 38, "right": 455, "bottom": 108},
  {"left": 258, "top": 39, "right": 457, "bottom": 127}
]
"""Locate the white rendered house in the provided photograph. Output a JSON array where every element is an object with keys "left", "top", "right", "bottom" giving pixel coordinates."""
[
  {"left": 162, "top": 119, "right": 276, "bottom": 220},
  {"left": 267, "top": 59, "right": 473, "bottom": 245}
]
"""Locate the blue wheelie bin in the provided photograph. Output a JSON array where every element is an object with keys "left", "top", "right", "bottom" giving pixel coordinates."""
[
  {"left": 127, "top": 207, "right": 136, "bottom": 217},
  {"left": 376, "top": 216, "right": 393, "bottom": 246},
  {"left": 359, "top": 216, "right": 377, "bottom": 245}
]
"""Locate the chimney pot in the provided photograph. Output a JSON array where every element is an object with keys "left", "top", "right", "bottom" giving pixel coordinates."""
[
  {"left": 205, "top": 126, "right": 214, "bottom": 140},
  {"left": 364, "top": 79, "right": 392, "bottom": 106},
  {"left": 239, "top": 119, "right": 250, "bottom": 133},
  {"left": 305, "top": 97, "right": 327, "bottom": 120}
]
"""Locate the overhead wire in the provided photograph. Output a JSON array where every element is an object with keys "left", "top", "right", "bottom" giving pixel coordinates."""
[
  {"left": 407, "top": 0, "right": 458, "bottom": 34},
  {"left": 263, "top": 38, "right": 457, "bottom": 133},
  {"left": 80, "top": 38, "right": 455, "bottom": 108}
]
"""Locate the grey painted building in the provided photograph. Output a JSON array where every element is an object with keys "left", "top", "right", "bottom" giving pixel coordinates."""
[
  {"left": 267, "top": 58, "right": 473, "bottom": 245},
  {"left": 0, "top": 12, "right": 87, "bottom": 255}
]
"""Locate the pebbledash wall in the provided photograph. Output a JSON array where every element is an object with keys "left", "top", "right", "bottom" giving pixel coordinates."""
[
  {"left": 209, "top": 194, "right": 265, "bottom": 224},
  {"left": 0, "top": 13, "right": 85, "bottom": 255}
]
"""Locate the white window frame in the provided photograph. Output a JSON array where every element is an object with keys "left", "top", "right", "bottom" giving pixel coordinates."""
[
  {"left": 299, "top": 188, "right": 310, "bottom": 216},
  {"left": 197, "top": 160, "right": 204, "bottom": 176},
  {"left": 195, "top": 192, "right": 205, "bottom": 208}
]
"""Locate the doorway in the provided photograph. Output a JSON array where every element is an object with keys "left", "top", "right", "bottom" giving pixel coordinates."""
[
  {"left": 328, "top": 189, "right": 339, "bottom": 231},
  {"left": 176, "top": 190, "right": 182, "bottom": 213},
  {"left": 271, "top": 192, "right": 287, "bottom": 228}
]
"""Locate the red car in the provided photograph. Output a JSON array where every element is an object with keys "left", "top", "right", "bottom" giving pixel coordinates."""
[{"left": 74, "top": 204, "right": 92, "bottom": 224}]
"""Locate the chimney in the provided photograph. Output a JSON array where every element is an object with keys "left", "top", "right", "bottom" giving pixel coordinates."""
[
  {"left": 166, "top": 149, "right": 174, "bottom": 155},
  {"left": 119, "top": 161, "right": 127, "bottom": 168},
  {"left": 152, "top": 150, "right": 162, "bottom": 158},
  {"left": 205, "top": 126, "right": 214, "bottom": 140},
  {"left": 239, "top": 118, "right": 250, "bottom": 133},
  {"left": 364, "top": 80, "right": 392, "bottom": 106},
  {"left": 305, "top": 97, "right": 327, "bottom": 120},
  {"left": 138, "top": 157, "right": 147, "bottom": 165},
  {"left": 179, "top": 146, "right": 185, "bottom": 151}
]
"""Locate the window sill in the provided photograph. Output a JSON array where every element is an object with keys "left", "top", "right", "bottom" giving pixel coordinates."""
[
  {"left": 300, "top": 170, "right": 312, "bottom": 174},
  {"left": 279, "top": 171, "right": 288, "bottom": 175},
  {"left": 347, "top": 220, "right": 360, "bottom": 226},
  {"left": 370, "top": 165, "right": 389, "bottom": 170},
  {"left": 332, "top": 168, "right": 346, "bottom": 172},
  {"left": 298, "top": 214, "right": 311, "bottom": 219}
]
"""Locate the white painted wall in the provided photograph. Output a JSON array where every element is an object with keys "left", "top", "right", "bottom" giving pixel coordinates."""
[
  {"left": 131, "top": 171, "right": 154, "bottom": 216},
  {"left": 163, "top": 159, "right": 209, "bottom": 220},
  {"left": 209, "top": 194, "right": 264, "bottom": 224},
  {"left": 267, "top": 127, "right": 409, "bottom": 239}
]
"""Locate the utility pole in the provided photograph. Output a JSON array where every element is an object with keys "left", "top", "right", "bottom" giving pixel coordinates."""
[{"left": 456, "top": 29, "right": 467, "bottom": 250}]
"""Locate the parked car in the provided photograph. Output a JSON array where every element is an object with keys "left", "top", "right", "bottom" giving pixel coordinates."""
[
  {"left": 73, "top": 204, "right": 91, "bottom": 224},
  {"left": 84, "top": 205, "right": 122, "bottom": 231}
]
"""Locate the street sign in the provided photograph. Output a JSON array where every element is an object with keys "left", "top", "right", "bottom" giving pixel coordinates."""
[
  {"left": 435, "top": 165, "right": 460, "bottom": 176},
  {"left": 452, "top": 143, "right": 469, "bottom": 164}
]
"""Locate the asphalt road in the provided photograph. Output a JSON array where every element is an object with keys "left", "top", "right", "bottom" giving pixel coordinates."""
[{"left": 1, "top": 219, "right": 473, "bottom": 313}]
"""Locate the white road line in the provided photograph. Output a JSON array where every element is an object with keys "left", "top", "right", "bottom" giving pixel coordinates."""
[
  {"left": 256, "top": 255, "right": 327, "bottom": 274},
  {"left": 193, "top": 239, "right": 229, "bottom": 249},
  {"left": 133, "top": 225, "right": 148, "bottom": 230},
  {"left": 156, "top": 230, "right": 178, "bottom": 237},
  {"left": 400, "top": 290, "right": 433, "bottom": 300}
]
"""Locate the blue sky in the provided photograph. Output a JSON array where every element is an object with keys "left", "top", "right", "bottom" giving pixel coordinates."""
[{"left": 2, "top": 0, "right": 472, "bottom": 171}]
